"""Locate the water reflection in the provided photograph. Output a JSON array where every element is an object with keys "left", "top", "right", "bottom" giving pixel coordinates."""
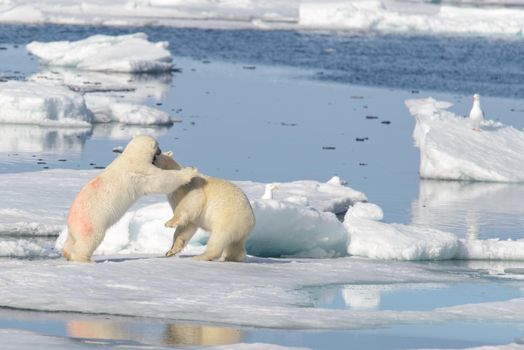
[
  {"left": 92, "top": 123, "right": 171, "bottom": 140},
  {"left": 0, "top": 124, "right": 91, "bottom": 155},
  {"left": 411, "top": 180, "right": 524, "bottom": 240},
  {"left": 163, "top": 324, "right": 242, "bottom": 346},
  {"left": 341, "top": 285, "right": 381, "bottom": 310},
  {"left": 66, "top": 320, "right": 243, "bottom": 346},
  {"left": 382, "top": 0, "right": 440, "bottom": 14},
  {"left": 29, "top": 68, "right": 172, "bottom": 102},
  {"left": 309, "top": 282, "right": 524, "bottom": 311}
]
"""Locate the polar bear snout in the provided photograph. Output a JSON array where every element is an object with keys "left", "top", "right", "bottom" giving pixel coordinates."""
[{"left": 152, "top": 146, "right": 162, "bottom": 164}]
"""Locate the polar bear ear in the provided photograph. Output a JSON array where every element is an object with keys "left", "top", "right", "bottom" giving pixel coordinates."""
[{"left": 165, "top": 150, "right": 174, "bottom": 157}]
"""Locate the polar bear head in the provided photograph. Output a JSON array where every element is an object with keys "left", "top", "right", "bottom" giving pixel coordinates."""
[
  {"left": 122, "top": 135, "right": 161, "bottom": 164},
  {"left": 153, "top": 150, "right": 182, "bottom": 170}
]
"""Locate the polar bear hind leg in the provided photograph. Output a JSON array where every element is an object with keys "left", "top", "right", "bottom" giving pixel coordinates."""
[
  {"left": 62, "top": 233, "right": 76, "bottom": 261},
  {"left": 63, "top": 228, "right": 104, "bottom": 263},
  {"left": 166, "top": 223, "right": 198, "bottom": 257},
  {"left": 193, "top": 231, "right": 233, "bottom": 261},
  {"left": 220, "top": 238, "right": 247, "bottom": 262}
]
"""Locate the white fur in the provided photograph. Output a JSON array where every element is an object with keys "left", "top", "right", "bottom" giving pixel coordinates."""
[
  {"left": 63, "top": 135, "right": 199, "bottom": 262},
  {"left": 155, "top": 152, "right": 255, "bottom": 262}
]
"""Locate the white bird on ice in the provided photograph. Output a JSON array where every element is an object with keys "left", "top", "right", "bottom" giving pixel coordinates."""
[
  {"left": 262, "top": 183, "right": 279, "bottom": 200},
  {"left": 469, "top": 93, "right": 484, "bottom": 130}
]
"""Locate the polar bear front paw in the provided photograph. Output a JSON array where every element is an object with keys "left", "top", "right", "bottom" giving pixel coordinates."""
[
  {"left": 164, "top": 217, "right": 178, "bottom": 228},
  {"left": 165, "top": 249, "right": 177, "bottom": 257},
  {"left": 180, "top": 167, "right": 199, "bottom": 183}
]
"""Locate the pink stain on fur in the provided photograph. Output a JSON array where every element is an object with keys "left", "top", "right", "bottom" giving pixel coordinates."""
[
  {"left": 89, "top": 177, "right": 102, "bottom": 189},
  {"left": 67, "top": 177, "right": 103, "bottom": 238}
]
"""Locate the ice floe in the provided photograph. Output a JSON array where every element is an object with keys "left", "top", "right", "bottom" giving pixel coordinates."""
[
  {"left": 0, "top": 169, "right": 99, "bottom": 237},
  {"left": 0, "top": 169, "right": 364, "bottom": 258},
  {"left": 238, "top": 178, "right": 367, "bottom": 214},
  {"left": 0, "top": 239, "right": 58, "bottom": 258},
  {"left": 1, "top": 70, "right": 174, "bottom": 126},
  {"left": 27, "top": 33, "right": 173, "bottom": 73},
  {"left": 0, "top": 255, "right": 523, "bottom": 330},
  {"left": 0, "top": 256, "right": 473, "bottom": 328},
  {"left": 3, "top": 168, "right": 524, "bottom": 261},
  {"left": 344, "top": 202, "right": 383, "bottom": 221},
  {"left": 53, "top": 176, "right": 364, "bottom": 258},
  {"left": 406, "top": 97, "right": 524, "bottom": 182},
  {"left": 345, "top": 209, "right": 524, "bottom": 261},
  {"left": 30, "top": 68, "right": 174, "bottom": 125},
  {"left": 298, "top": 0, "right": 524, "bottom": 36},
  {"left": 1, "top": 1, "right": 524, "bottom": 37},
  {"left": 0, "top": 81, "right": 92, "bottom": 127},
  {"left": 247, "top": 199, "right": 347, "bottom": 258},
  {"left": 345, "top": 217, "right": 459, "bottom": 261},
  {"left": 454, "top": 343, "right": 524, "bottom": 350}
]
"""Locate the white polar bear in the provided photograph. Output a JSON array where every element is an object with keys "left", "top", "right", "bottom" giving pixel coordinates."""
[
  {"left": 63, "top": 135, "right": 199, "bottom": 262},
  {"left": 154, "top": 151, "right": 255, "bottom": 262}
]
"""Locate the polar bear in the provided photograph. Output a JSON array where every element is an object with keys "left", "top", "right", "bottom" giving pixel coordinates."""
[
  {"left": 63, "top": 135, "right": 199, "bottom": 262},
  {"left": 154, "top": 151, "right": 255, "bottom": 262}
]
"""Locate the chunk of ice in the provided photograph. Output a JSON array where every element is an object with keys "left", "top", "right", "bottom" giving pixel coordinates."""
[{"left": 27, "top": 33, "right": 173, "bottom": 73}]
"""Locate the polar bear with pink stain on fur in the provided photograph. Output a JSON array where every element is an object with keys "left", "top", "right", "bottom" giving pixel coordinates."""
[{"left": 63, "top": 135, "right": 199, "bottom": 262}]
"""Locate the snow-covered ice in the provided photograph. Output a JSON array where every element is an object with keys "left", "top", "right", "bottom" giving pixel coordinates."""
[
  {"left": 27, "top": 33, "right": 173, "bottom": 73},
  {"left": 298, "top": 0, "right": 524, "bottom": 36},
  {"left": 30, "top": 68, "right": 174, "bottom": 125},
  {"left": 344, "top": 202, "right": 384, "bottom": 221},
  {"left": 238, "top": 178, "right": 367, "bottom": 214},
  {"left": 248, "top": 199, "right": 347, "bottom": 258},
  {"left": 1, "top": 70, "right": 174, "bottom": 126},
  {"left": 345, "top": 216, "right": 459, "bottom": 261},
  {"left": 0, "top": 170, "right": 96, "bottom": 237},
  {"left": 345, "top": 207, "right": 524, "bottom": 261},
  {"left": 0, "top": 81, "right": 92, "bottom": 127},
  {"left": 0, "top": 256, "right": 482, "bottom": 328},
  {"left": 0, "top": 254, "right": 524, "bottom": 330},
  {"left": 1, "top": 1, "right": 524, "bottom": 37},
  {"left": 51, "top": 176, "right": 363, "bottom": 258},
  {"left": 3, "top": 168, "right": 524, "bottom": 261},
  {"left": 0, "top": 169, "right": 364, "bottom": 258},
  {"left": 406, "top": 97, "right": 524, "bottom": 182}
]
